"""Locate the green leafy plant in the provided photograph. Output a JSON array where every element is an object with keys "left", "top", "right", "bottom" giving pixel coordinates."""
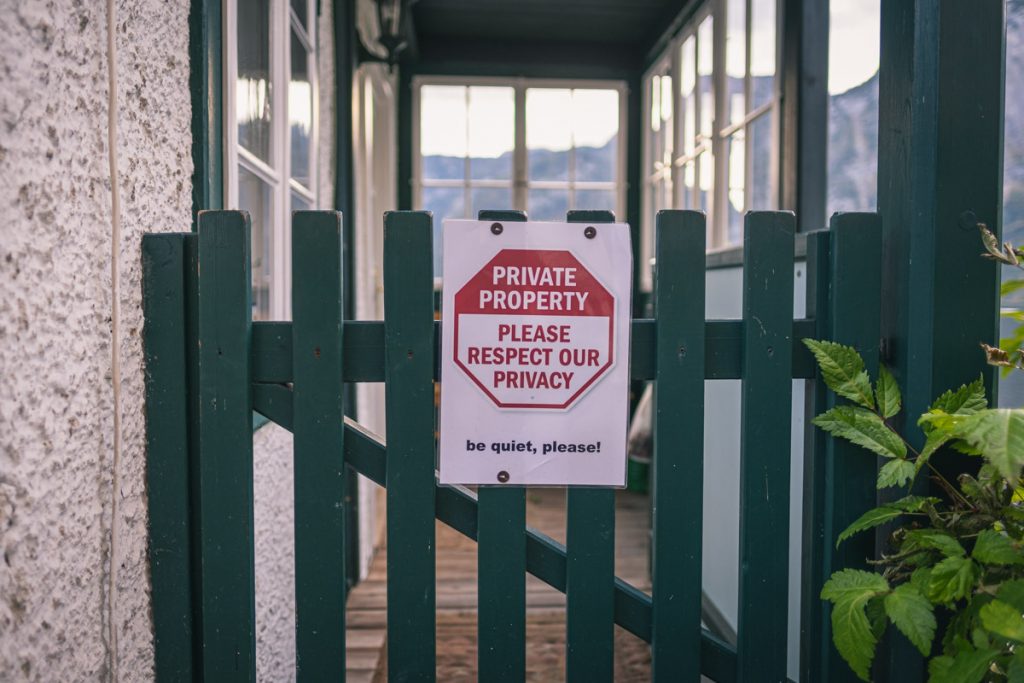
[{"left": 806, "top": 339, "right": 1024, "bottom": 682}]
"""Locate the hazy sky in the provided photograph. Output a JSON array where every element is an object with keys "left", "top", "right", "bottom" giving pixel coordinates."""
[{"left": 829, "top": 0, "right": 881, "bottom": 94}]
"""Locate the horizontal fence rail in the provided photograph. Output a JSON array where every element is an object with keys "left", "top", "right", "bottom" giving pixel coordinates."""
[{"left": 142, "top": 208, "right": 883, "bottom": 683}]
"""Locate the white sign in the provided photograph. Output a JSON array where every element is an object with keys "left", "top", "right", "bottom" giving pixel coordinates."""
[{"left": 438, "top": 219, "right": 633, "bottom": 486}]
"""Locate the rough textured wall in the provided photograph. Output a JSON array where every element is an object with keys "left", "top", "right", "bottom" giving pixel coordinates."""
[{"left": 0, "top": 0, "right": 192, "bottom": 679}]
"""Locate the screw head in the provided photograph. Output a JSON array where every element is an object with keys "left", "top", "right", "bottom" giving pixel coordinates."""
[
  {"left": 497, "top": 470, "right": 510, "bottom": 483},
  {"left": 958, "top": 210, "right": 979, "bottom": 232},
  {"left": 584, "top": 226, "right": 597, "bottom": 239},
  {"left": 490, "top": 222, "right": 503, "bottom": 235}
]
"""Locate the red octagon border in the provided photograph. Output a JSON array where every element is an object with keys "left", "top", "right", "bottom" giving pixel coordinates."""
[{"left": 451, "top": 250, "right": 615, "bottom": 410}]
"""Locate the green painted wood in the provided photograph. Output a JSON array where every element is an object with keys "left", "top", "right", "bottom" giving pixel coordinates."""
[
  {"left": 383, "top": 210, "right": 436, "bottom": 681},
  {"left": 477, "top": 486, "right": 526, "bottom": 681},
  {"left": 141, "top": 233, "right": 195, "bottom": 680},
  {"left": 736, "top": 211, "right": 795, "bottom": 682},
  {"left": 188, "top": 0, "right": 222, "bottom": 221},
  {"left": 878, "top": 4, "right": 1004, "bottom": 675},
  {"left": 565, "top": 209, "right": 616, "bottom": 683},
  {"left": 798, "top": 229, "right": 832, "bottom": 682},
  {"left": 650, "top": 210, "right": 706, "bottom": 681},
  {"left": 250, "top": 383, "right": 741, "bottom": 681},
  {"left": 250, "top": 318, "right": 819, "bottom": 384},
  {"left": 291, "top": 211, "right": 347, "bottom": 680},
  {"left": 195, "top": 210, "right": 255, "bottom": 680},
  {"left": 183, "top": 233, "right": 203, "bottom": 667},
  {"left": 826, "top": 213, "right": 884, "bottom": 682},
  {"left": 476, "top": 209, "right": 527, "bottom": 683}
]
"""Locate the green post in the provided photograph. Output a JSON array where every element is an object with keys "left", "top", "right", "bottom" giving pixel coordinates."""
[
  {"left": 476, "top": 210, "right": 527, "bottom": 683},
  {"left": 292, "top": 211, "right": 347, "bottom": 680},
  {"left": 650, "top": 210, "right": 706, "bottom": 681},
  {"left": 195, "top": 211, "right": 256, "bottom": 680},
  {"left": 142, "top": 233, "right": 195, "bottom": 680},
  {"left": 877, "top": 2, "right": 1005, "bottom": 678},
  {"left": 384, "top": 211, "right": 437, "bottom": 681},
  {"left": 736, "top": 211, "right": 795, "bottom": 682},
  {"left": 565, "top": 209, "right": 617, "bottom": 683}
]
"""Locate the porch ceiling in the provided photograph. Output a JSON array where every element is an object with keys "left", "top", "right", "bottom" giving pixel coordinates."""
[
  {"left": 411, "top": 0, "right": 678, "bottom": 48},
  {"left": 405, "top": 0, "right": 679, "bottom": 73}
]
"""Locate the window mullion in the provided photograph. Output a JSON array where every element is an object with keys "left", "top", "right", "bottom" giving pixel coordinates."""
[{"left": 513, "top": 82, "right": 527, "bottom": 213}]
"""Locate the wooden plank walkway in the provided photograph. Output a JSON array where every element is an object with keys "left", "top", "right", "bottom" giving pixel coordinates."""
[{"left": 345, "top": 488, "right": 653, "bottom": 681}]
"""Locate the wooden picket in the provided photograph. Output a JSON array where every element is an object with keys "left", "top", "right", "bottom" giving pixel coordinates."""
[{"left": 141, "top": 207, "right": 883, "bottom": 682}]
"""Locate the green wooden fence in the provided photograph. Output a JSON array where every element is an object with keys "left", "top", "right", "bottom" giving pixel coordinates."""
[{"left": 142, "top": 208, "right": 882, "bottom": 682}]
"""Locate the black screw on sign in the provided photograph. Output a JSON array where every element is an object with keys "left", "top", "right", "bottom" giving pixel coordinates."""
[
  {"left": 584, "top": 226, "right": 597, "bottom": 239},
  {"left": 496, "top": 470, "right": 510, "bottom": 483},
  {"left": 491, "top": 222, "right": 503, "bottom": 235}
]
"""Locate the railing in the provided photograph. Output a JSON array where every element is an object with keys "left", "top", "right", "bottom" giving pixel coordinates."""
[{"left": 142, "top": 208, "right": 882, "bottom": 682}]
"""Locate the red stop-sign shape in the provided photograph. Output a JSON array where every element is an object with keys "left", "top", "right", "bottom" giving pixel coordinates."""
[{"left": 453, "top": 249, "right": 615, "bottom": 409}]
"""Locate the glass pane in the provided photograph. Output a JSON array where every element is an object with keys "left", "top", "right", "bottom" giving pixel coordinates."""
[
  {"left": 748, "top": 113, "right": 773, "bottom": 210},
  {"left": 470, "top": 186, "right": 513, "bottom": 217},
  {"left": 726, "top": 132, "right": 746, "bottom": 244},
  {"left": 527, "top": 88, "right": 572, "bottom": 181},
  {"left": 1000, "top": 0, "right": 1024, "bottom": 407},
  {"left": 680, "top": 36, "right": 697, "bottom": 155},
  {"left": 572, "top": 89, "right": 619, "bottom": 182},
  {"left": 528, "top": 188, "right": 569, "bottom": 221},
  {"left": 421, "top": 186, "right": 465, "bottom": 274},
  {"left": 292, "top": 191, "right": 312, "bottom": 213},
  {"left": 290, "top": 30, "right": 314, "bottom": 188},
  {"left": 726, "top": 0, "right": 746, "bottom": 125},
  {"left": 698, "top": 17, "right": 714, "bottom": 140},
  {"left": 468, "top": 87, "right": 514, "bottom": 180},
  {"left": 291, "top": 0, "right": 307, "bottom": 27},
  {"left": 237, "top": 0, "right": 272, "bottom": 162},
  {"left": 681, "top": 160, "right": 696, "bottom": 208},
  {"left": 659, "top": 76, "right": 673, "bottom": 163},
  {"left": 421, "top": 86, "right": 467, "bottom": 180},
  {"left": 574, "top": 189, "right": 616, "bottom": 213},
  {"left": 698, "top": 151, "right": 713, "bottom": 218},
  {"left": 239, "top": 165, "right": 273, "bottom": 320},
  {"left": 750, "top": 0, "right": 776, "bottom": 109},
  {"left": 827, "top": 0, "right": 879, "bottom": 215}
]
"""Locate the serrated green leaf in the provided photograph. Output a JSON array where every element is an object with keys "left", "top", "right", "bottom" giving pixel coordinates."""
[
  {"left": 837, "top": 496, "right": 937, "bottom": 546},
  {"left": 952, "top": 409, "right": 1024, "bottom": 485},
  {"left": 883, "top": 584, "right": 936, "bottom": 656},
  {"left": 928, "top": 556, "right": 980, "bottom": 604},
  {"left": 876, "top": 364, "right": 902, "bottom": 419},
  {"left": 927, "top": 645, "right": 998, "bottom": 683},
  {"left": 971, "top": 529, "right": 1024, "bottom": 565},
  {"left": 866, "top": 594, "right": 888, "bottom": 640},
  {"left": 878, "top": 459, "right": 916, "bottom": 489},
  {"left": 929, "top": 378, "right": 988, "bottom": 422},
  {"left": 998, "top": 580, "right": 1024, "bottom": 612},
  {"left": 979, "top": 599, "right": 1024, "bottom": 643},
  {"left": 804, "top": 339, "right": 876, "bottom": 409},
  {"left": 822, "top": 569, "right": 890, "bottom": 681},
  {"left": 814, "top": 406, "right": 907, "bottom": 459},
  {"left": 904, "top": 529, "right": 966, "bottom": 557}
]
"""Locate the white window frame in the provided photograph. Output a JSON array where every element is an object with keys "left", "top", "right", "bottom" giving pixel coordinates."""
[
  {"left": 224, "top": 0, "right": 320, "bottom": 321},
  {"left": 641, "top": 0, "right": 781, "bottom": 279},
  {"left": 411, "top": 76, "right": 629, "bottom": 223}
]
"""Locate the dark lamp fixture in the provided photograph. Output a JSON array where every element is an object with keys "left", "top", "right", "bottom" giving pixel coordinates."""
[{"left": 375, "top": 0, "right": 407, "bottom": 69}]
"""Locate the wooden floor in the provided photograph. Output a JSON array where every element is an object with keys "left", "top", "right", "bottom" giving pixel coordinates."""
[{"left": 345, "top": 488, "right": 653, "bottom": 682}]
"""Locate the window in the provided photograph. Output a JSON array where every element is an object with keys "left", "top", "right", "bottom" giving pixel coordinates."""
[
  {"left": 641, "top": 0, "right": 780, "bottom": 279},
  {"left": 826, "top": 0, "right": 880, "bottom": 216},
  {"left": 226, "top": 0, "right": 319, "bottom": 320},
  {"left": 414, "top": 78, "right": 626, "bottom": 272}
]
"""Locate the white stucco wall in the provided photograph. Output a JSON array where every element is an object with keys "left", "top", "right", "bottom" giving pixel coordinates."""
[{"left": 0, "top": 1, "right": 335, "bottom": 680}]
